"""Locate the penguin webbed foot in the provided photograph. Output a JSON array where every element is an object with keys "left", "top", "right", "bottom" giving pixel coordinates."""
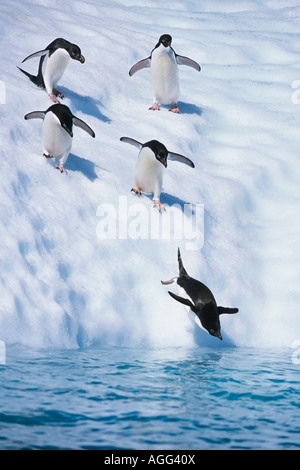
[
  {"left": 169, "top": 104, "right": 179, "bottom": 113},
  {"left": 43, "top": 153, "right": 54, "bottom": 159},
  {"left": 52, "top": 88, "right": 64, "bottom": 99},
  {"left": 49, "top": 93, "right": 60, "bottom": 103},
  {"left": 161, "top": 277, "right": 177, "bottom": 285},
  {"left": 149, "top": 103, "right": 160, "bottom": 111},
  {"left": 131, "top": 188, "right": 142, "bottom": 196},
  {"left": 56, "top": 164, "right": 68, "bottom": 174},
  {"left": 153, "top": 200, "right": 165, "bottom": 211}
]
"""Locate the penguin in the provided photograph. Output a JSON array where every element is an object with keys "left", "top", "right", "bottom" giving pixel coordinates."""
[
  {"left": 161, "top": 248, "right": 239, "bottom": 340},
  {"left": 18, "top": 38, "right": 85, "bottom": 102},
  {"left": 24, "top": 104, "right": 95, "bottom": 173},
  {"left": 120, "top": 137, "right": 194, "bottom": 210},
  {"left": 129, "top": 34, "right": 200, "bottom": 113}
]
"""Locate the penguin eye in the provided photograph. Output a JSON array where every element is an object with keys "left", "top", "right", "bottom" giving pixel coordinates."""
[{"left": 210, "top": 329, "right": 215, "bottom": 334}]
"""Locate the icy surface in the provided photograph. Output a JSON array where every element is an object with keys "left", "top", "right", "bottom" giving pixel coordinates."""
[{"left": 0, "top": 0, "right": 299, "bottom": 349}]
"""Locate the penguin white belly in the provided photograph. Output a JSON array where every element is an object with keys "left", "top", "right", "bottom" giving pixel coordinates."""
[
  {"left": 43, "top": 49, "right": 70, "bottom": 94},
  {"left": 42, "top": 112, "right": 72, "bottom": 160},
  {"left": 151, "top": 48, "right": 179, "bottom": 105},
  {"left": 135, "top": 148, "right": 164, "bottom": 200}
]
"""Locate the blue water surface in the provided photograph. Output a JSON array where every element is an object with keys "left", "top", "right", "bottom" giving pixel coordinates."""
[{"left": 0, "top": 345, "right": 299, "bottom": 450}]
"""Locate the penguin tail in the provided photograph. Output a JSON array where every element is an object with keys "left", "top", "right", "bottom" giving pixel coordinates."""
[
  {"left": 177, "top": 247, "right": 188, "bottom": 278},
  {"left": 17, "top": 66, "right": 45, "bottom": 89}
]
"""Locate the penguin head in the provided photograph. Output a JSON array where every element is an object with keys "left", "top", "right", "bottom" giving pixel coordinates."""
[
  {"left": 156, "top": 149, "right": 168, "bottom": 168},
  {"left": 48, "top": 104, "right": 74, "bottom": 137},
  {"left": 61, "top": 119, "right": 73, "bottom": 137},
  {"left": 199, "top": 303, "right": 222, "bottom": 340},
  {"left": 69, "top": 44, "right": 85, "bottom": 63},
  {"left": 144, "top": 140, "right": 168, "bottom": 168},
  {"left": 208, "top": 327, "right": 222, "bottom": 340},
  {"left": 157, "top": 34, "right": 172, "bottom": 48}
]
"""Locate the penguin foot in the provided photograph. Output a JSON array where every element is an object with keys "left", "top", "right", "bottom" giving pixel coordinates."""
[
  {"left": 169, "top": 104, "right": 179, "bottom": 113},
  {"left": 153, "top": 200, "right": 165, "bottom": 211},
  {"left": 149, "top": 103, "right": 160, "bottom": 111},
  {"left": 161, "top": 277, "right": 177, "bottom": 285},
  {"left": 49, "top": 93, "right": 60, "bottom": 103},
  {"left": 131, "top": 188, "right": 142, "bottom": 195},
  {"left": 53, "top": 88, "right": 64, "bottom": 99},
  {"left": 56, "top": 164, "right": 67, "bottom": 174}
]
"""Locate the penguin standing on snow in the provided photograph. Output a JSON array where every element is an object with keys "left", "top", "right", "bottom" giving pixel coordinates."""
[
  {"left": 120, "top": 137, "right": 194, "bottom": 211},
  {"left": 162, "top": 248, "right": 239, "bottom": 340},
  {"left": 18, "top": 38, "right": 85, "bottom": 103},
  {"left": 24, "top": 104, "right": 95, "bottom": 173},
  {"left": 129, "top": 34, "right": 201, "bottom": 113}
]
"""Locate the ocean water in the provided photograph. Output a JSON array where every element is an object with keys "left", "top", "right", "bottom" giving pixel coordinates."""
[{"left": 0, "top": 345, "right": 299, "bottom": 450}]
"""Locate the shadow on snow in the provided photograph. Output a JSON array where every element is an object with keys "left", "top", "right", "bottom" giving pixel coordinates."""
[{"left": 59, "top": 87, "right": 111, "bottom": 123}]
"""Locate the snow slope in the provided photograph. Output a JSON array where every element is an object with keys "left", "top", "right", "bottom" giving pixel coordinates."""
[{"left": 0, "top": 0, "right": 299, "bottom": 350}]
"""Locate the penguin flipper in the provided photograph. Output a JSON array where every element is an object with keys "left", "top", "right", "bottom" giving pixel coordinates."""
[
  {"left": 168, "top": 152, "right": 195, "bottom": 168},
  {"left": 217, "top": 307, "right": 239, "bottom": 315},
  {"left": 120, "top": 137, "right": 143, "bottom": 150},
  {"left": 168, "top": 291, "right": 195, "bottom": 309},
  {"left": 175, "top": 54, "right": 201, "bottom": 71},
  {"left": 129, "top": 57, "right": 151, "bottom": 76},
  {"left": 73, "top": 117, "right": 95, "bottom": 138},
  {"left": 24, "top": 111, "right": 46, "bottom": 120},
  {"left": 22, "top": 49, "right": 49, "bottom": 63}
]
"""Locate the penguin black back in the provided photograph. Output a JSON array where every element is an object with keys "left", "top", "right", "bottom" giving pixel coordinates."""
[{"left": 176, "top": 248, "right": 216, "bottom": 308}]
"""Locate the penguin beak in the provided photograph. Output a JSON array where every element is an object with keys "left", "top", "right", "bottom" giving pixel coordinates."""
[
  {"left": 160, "top": 156, "right": 167, "bottom": 168},
  {"left": 210, "top": 330, "right": 222, "bottom": 340},
  {"left": 79, "top": 55, "right": 85, "bottom": 64},
  {"left": 65, "top": 128, "right": 73, "bottom": 138},
  {"left": 156, "top": 154, "right": 167, "bottom": 168}
]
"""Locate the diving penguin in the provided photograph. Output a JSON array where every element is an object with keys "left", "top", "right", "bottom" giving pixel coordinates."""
[
  {"left": 120, "top": 137, "right": 194, "bottom": 211},
  {"left": 129, "top": 34, "right": 201, "bottom": 113},
  {"left": 18, "top": 38, "right": 85, "bottom": 102},
  {"left": 162, "top": 248, "right": 239, "bottom": 340},
  {"left": 24, "top": 104, "right": 95, "bottom": 173}
]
